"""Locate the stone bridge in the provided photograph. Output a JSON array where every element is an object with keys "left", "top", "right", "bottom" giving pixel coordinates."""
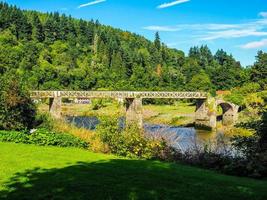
[{"left": 30, "top": 91, "right": 239, "bottom": 129}]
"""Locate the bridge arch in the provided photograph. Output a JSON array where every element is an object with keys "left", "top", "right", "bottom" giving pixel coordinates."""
[{"left": 216, "top": 100, "right": 239, "bottom": 126}]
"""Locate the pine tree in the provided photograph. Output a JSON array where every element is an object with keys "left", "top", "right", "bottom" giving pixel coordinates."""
[
  {"left": 32, "top": 13, "right": 44, "bottom": 42},
  {"left": 44, "top": 16, "right": 56, "bottom": 44},
  {"left": 154, "top": 32, "right": 161, "bottom": 50}
]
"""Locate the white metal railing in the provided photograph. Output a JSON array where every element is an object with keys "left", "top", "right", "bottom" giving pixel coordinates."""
[{"left": 30, "top": 91, "right": 208, "bottom": 99}]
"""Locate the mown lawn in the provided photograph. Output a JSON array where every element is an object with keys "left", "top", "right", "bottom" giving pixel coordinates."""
[{"left": 0, "top": 142, "right": 266, "bottom": 200}]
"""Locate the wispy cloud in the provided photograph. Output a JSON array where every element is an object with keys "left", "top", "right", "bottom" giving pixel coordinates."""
[
  {"left": 241, "top": 38, "right": 267, "bottom": 49},
  {"left": 143, "top": 12, "right": 267, "bottom": 43},
  {"left": 144, "top": 24, "right": 239, "bottom": 32},
  {"left": 144, "top": 25, "right": 181, "bottom": 32},
  {"left": 157, "top": 0, "right": 190, "bottom": 9},
  {"left": 201, "top": 29, "right": 267, "bottom": 41},
  {"left": 78, "top": 0, "right": 106, "bottom": 9}
]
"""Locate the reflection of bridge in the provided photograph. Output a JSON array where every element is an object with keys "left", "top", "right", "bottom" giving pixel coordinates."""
[{"left": 30, "top": 91, "right": 238, "bottom": 129}]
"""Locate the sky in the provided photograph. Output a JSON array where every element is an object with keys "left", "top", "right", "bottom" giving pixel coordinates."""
[{"left": 3, "top": 0, "right": 267, "bottom": 66}]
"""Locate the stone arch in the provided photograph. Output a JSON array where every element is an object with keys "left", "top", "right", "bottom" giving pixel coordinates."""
[{"left": 216, "top": 100, "right": 239, "bottom": 126}]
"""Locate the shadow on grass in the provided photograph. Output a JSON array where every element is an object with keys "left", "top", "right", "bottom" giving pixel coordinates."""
[{"left": 1, "top": 159, "right": 267, "bottom": 200}]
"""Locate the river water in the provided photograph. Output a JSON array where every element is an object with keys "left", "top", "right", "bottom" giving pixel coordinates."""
[{"left": 66, "top": 116, "right": 215, "bottom": 151}]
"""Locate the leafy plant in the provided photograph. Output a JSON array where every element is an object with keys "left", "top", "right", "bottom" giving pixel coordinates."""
[
  {"left": 96, "top": 117, "right": 167, "bottom": 159},
  {"left": 0, "top": 72, "right": 36, "bottom": 130},
  {"left": 0, "top": 129, "right": 88, "bottom": 149},
  {"left": 91, "top": 99, "right": 106, "bottom": 110}
]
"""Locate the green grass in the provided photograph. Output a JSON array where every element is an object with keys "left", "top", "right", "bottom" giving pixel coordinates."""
[
  {"left": 143, "top": 103, "right": 195, "bottom": 126},
  {"left": 0, "top": 142, "right": 267, "bottom": 200}
]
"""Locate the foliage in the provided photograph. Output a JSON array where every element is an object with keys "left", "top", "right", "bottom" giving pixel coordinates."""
[
  {"left": 187, "top": 70, "right": 212, "bottom": 92},
  {"left": 34, "top": 112, "right": 54, "bottom": 130},
  {"left": 0, "top": 128, "right": 88, "bottom": 149},
  {"left": 91, "top": 99, "right": 107, "bottom": 110},
  {"left": 224, "top": 82, "right": 262, "bottom": 106},
  {"left": 0, "top": 2, "right": 253, "bottom": 92},
  {"left": 224, "top": 127, "right": 254, "bottom": 137},
  {"left": 34, "top": 115, "right": 106, "bottom": 152},
  {"left": 96, "top": 117, "right": 167, "bottom": 158},
  {"left": 230, "top": 110, "right": 267, "bottom": 178},
  {"left": 0, "top": 72, "right": 36, "bottom": 130},
  {"left": 251, "top": 51, "right": 267, "bottom": 89}
]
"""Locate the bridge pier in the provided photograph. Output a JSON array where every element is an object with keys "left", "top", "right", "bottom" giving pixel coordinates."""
[
  {"left": 49, "top": 92, "right": 62, "bottom": 118},
  {"left": 195, "top": 99, "right": 216, "bottom": 129},
  {"left": 125, "top": 98, "right": 143, "bottom": 129}
]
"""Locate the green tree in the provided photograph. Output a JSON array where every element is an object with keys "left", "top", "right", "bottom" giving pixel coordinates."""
[
  {"left": 32, "top": 13, "right": 44, "bottom": 42},
  {"left": 187, "top": 70, "right": 212, "bottom": 92},
  {"left": 154, "top": 32, "right": 161, "bottom": 51},
  {"left": 44, "top": 16, "right": 57, "bottom": 44},
  {"left": 251, "top": 51, "right": 267, "bottom": 89}
]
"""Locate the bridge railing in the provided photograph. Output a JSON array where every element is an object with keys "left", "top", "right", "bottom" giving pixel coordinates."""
[{"left": 30, "top": 91, "right": 208, "bottom": 99}]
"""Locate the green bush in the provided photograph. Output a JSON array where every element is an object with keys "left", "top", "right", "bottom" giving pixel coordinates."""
[
  {"left": 0, "top": 128, "right": 88, "bottom": 149},
  {"left": 230, "top": 110, "right": 267, "bottom": 178},
  {"left": 224, "top": 83, "right": 261, "bottom": 106},
  {"left": 34, "top": 112, "right": 54, "bottom": 130},
  {"left": 96, "top": 117, "right": 167, "bottom": 159},
  {"left": 0, "top": 73, "right": 36, "bottom": 130},
  {"left": 91, "top": 99, "right": 106, "bottom": 110}
]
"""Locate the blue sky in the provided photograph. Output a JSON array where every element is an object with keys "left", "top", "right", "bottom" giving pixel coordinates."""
[{"left": 4, "top": 0, "right": 267, "bottom": 66}]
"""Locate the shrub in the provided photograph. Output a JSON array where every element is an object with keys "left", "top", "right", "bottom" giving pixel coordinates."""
[
  {"left": 34, "top": 112, "right": 54, "bottom": 130},
  {"left": 224, "top": 83, "right": 261, "bottom": 106},
  {"left": 91, "top": 99, "right": 106, "bottom": 110},
  {"left": 96, "top": 117, "right": 167, "bottom": 159},
  {"left": 230, "top": 110, "right": 267, "bottom": 178},
  {"left": 0, "top": 128, "right": 88, "bottom": 149},
  {"left": 0, "top": 73, "right": 36, "bottom": 130}
]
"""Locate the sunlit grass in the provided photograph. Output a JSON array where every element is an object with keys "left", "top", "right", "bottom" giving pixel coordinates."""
[{"left": 0, "top": 142, "right": 266, "bottom": 200}]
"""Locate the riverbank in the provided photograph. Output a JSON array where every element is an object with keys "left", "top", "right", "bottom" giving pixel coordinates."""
[
  {"left": 1, "top": 142, "right": 266, "bottom": 200},
  {"left": 38, "top": 101, "right": 254, "bottom": 143},
  {"left": 39, "top": 102, "right": 197, "bottom": 126}
]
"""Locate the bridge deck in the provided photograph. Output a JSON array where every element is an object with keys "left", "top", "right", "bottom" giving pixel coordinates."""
[{"left": 30, "top": 91, "right": 207, "bottom": 99}]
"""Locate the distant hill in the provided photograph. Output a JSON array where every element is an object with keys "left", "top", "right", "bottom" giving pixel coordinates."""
[{"left": 0, "top": 2, "right": 248, "bottom": 91}]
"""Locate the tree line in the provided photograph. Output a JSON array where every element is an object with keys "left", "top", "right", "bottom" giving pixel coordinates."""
[{"left": 0, "top": 2, "right": 266, "bottom": 92}]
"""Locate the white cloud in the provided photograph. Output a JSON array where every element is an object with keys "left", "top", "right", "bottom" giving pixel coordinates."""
[
  {"left": 78, "top": 0, "right": 106, "bottom": 9},
  {"left": 157, "top": 0, "right": 190, "bottom": 9},
  {"left": 241, "top": 38, "right": 267, "bottom": 49},
  {"left": 143, "top": 23, "right": 239, "bottom": 32},
  {"left": 201, "top": 29, "right": 267, "bottom": 41},
  {"left": 144, "top": 15, "right": 267, "bottom": 42},
  {"left": 259, "top": 12, "right": 267, "bottom": 18}
]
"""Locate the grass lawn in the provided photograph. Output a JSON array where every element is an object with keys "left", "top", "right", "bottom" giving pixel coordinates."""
[{"left": 0, "top": 142, "right": 267, "bottom": 200}]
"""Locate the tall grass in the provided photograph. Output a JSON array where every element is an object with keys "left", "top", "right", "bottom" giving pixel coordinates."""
[{"left": 50, "top": 119, "right": 109, "bottom": 152}]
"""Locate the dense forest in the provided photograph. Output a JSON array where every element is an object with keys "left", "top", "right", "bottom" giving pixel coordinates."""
[{"left": 0, "top": 2, "right": 266, "bottom": 92}]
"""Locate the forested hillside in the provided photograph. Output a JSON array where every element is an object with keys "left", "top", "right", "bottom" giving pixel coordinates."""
[{"left": 0, "top": 2, "right": 266, "bottom": 92}]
